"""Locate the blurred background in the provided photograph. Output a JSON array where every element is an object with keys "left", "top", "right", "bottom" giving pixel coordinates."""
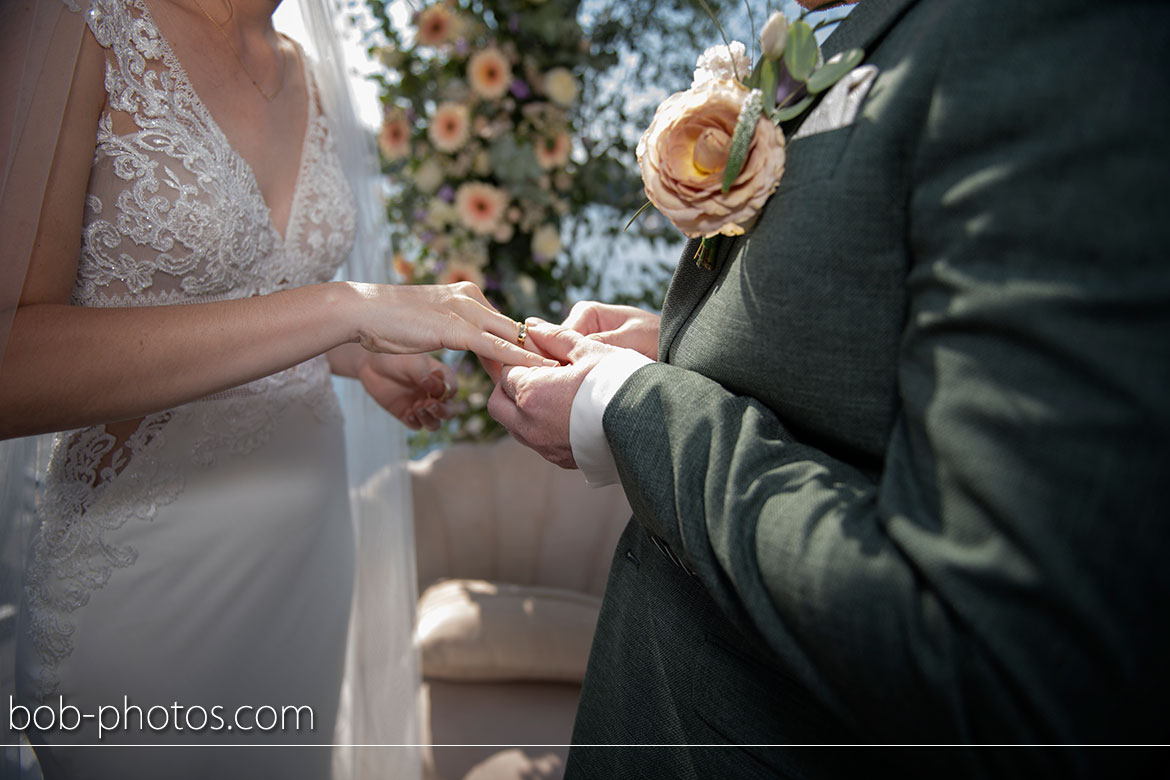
[
  {"left": 277, "top": 0, "right": 835, "bottom": 449},
  {"left": 261, "top": 5, "right": 849, "bottom": 779}
]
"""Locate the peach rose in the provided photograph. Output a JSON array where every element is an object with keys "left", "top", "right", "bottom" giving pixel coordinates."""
[{"left": 637, "top": 79, "right": 786, "bottom": 239}]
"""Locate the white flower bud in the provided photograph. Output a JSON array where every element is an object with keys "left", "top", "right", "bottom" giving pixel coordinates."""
[{"left": 759, "top": 12, "right": 788, "bottom": 61}]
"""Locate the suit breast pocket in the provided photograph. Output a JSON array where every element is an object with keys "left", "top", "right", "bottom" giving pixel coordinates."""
[{"left": 773, "top": 124, "right": 856, "bottom": 196}]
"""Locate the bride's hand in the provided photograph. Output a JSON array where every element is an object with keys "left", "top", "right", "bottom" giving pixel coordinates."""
[
  {"left": 358, "top": 353, "right": 456, "bottom": 431},
  {"left": 348, "top": 282, "right": 556, "bottom": 368}
]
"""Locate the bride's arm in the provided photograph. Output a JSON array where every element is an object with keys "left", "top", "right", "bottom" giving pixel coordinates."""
[{"left": 0, "top": 31, "right": 546, "bottom": 441}]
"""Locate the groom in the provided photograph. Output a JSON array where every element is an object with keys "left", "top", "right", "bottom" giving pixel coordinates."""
[{"left": 489, "top": 0, "right": 1170, "bottom": 776}]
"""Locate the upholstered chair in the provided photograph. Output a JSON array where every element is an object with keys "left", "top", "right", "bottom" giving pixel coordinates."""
[{"left": 410, "top": 436, "right": 630, "bottom": 780}]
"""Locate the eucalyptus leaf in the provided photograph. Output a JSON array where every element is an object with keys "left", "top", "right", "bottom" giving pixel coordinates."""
[
  {"left": 806, "top": 48, "right": 865, "bottom": 94},
  {"left": 722, "top": 89, "right": 763, "bottom": 194},
  {"left": 783, "top": 20, "right": 818, "bottom": 83},
  {"left": 760, "top": 58, "right": 777, "bottom": 113},
  {"left": 773, "top": 94, "right": 814, "bottom": 123},
  {"left": 489, "top": 136, "right": 542, "bottom": 184},
  {"left": 745, "top": 55, "right": 762, "bottom": 89}
]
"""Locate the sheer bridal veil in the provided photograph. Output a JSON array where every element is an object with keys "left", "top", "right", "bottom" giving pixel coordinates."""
[
  {"left": 0, "top": 1, "right": 422, "bottom": 776},
  {"left": 289, "top": 1, "right": 424, "bottom": 776}
]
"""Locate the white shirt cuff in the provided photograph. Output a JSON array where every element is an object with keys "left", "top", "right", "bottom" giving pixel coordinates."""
[{"left": 569, "top": 349, "right": 654, "bottom": 487}]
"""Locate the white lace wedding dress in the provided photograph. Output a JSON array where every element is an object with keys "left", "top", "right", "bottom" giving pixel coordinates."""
[{"left": 16, "top": 0, "right": 361, "bottom": 776}]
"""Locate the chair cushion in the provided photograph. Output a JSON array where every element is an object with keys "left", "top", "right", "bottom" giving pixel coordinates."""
[{"left": 417, "top": 578, "right": 602, "bottom": 683}]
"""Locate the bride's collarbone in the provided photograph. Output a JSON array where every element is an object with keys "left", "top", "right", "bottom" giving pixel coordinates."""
[{"left": 144, "top": 0, "right": 309, "bottom": 200}]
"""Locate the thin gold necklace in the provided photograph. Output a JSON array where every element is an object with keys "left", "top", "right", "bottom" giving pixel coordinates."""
[{"left": 191, "top": 0, "right": 286, "bottom": 102}]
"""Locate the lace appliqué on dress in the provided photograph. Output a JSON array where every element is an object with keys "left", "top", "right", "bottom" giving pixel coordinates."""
[
  {"left": 26, "top": 0, "right": 356, "bottom": 698},
  {"left": 26, "top": 413, "right": 182, "bottom": 697}
]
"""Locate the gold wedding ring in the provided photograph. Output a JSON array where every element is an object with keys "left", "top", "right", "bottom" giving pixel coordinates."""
[{"left": 516, "top": 321, "right": 528, "bottom": 346}]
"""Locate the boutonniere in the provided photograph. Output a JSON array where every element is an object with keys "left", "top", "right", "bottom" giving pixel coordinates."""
[{"left": 628, "top": 3, "right": 864, "bottom": 268}]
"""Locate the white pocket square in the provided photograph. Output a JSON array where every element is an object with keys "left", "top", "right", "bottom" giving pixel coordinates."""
[{"left": 791, "top": 64, "right": 879, "bottom": 140}]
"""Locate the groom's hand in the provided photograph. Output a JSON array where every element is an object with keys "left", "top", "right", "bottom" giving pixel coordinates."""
[
  {"left": 562, "top": 301, "right": 661, "bottom": 361},
  {"left": 488, "top": 318, "right": 621, "bottom": 469}
]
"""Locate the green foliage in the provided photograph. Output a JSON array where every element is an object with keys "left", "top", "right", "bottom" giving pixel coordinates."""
[
  {"left": 363, "top": 0, "right": 713, "bottom": 447},
  {"left": 722, "top": 88, "right": 763, "bottom": 193},
  {"left": 783, "top": 19, "right": 818, "bottom": 82},
  {"left": 358, "top": 1, "right": 861, "bottom": 446}
]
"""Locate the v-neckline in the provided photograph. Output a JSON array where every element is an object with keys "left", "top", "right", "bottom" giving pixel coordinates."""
[{"left": 137, "top": 0, "right": 314, "bottom": 245}]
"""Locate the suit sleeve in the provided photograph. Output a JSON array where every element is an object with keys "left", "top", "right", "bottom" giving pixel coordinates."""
[{"left": 602, "top": 1, "right": 1170, "bottom": 745}]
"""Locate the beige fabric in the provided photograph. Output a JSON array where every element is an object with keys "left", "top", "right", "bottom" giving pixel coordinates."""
[
  {"left": 417, "top": 579, "right": 601, "bottom": 683},
  {"left": 411, "top": 437, "right": 630, "bottom": 597},
  {"left": 410, "top": 437, "right": 631, "bottom": 779},
  {"left": 420, "top": 680, "right": 578, "bottom": 780}
]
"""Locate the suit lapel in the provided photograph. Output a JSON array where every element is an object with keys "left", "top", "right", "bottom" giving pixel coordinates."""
[
  {"left": 657, "top": 0, "right": 921, "bottom": 363},
  {"left": 821, "top": 0, "right": 920, "bottom": 60},
  {"left": 658, "top": 235, "right": 739, "bottom": 362}
]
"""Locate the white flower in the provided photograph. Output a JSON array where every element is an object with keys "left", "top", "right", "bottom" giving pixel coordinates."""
[
  {"left": 516, "top": 273, "right": 538, "bottom": 298},
  {"left": 531, "top": 223, "right": 562, "bottom": 261},
  {"left": 543, "top": 67, "right": 579, "bottom": 107},
  {"left": 414, "top": 158, "right": 444, "bottom": 194},
  {"left": 425, "top": 198, "right": 457, "bottom": 231},
  {"left": 692, "top": 41, "right": 751, "bottom": 87},
  {"left": 760, "top": 12, "right": 788, "bottom": 60}
]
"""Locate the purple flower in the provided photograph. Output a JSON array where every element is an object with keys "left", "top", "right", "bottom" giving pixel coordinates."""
[
  {"left": 413, "top": 208, "right": 428, "bottom": 221},
  {"left": 509, "top": 79, "right": 531, "bottom": 100},
  {"left": 438, "top": 184, "right": 456, "bottom": 203},
  {"left": 775, "top": 69, "right": 807, "bottom": 114}
]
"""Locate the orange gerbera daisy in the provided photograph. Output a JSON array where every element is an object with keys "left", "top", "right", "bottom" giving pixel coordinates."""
[
  {"left": 455, "top": 182, "right": 508, "bottom": 235},
  {"left": 467, "top": 48, "right": 513, "bottom": 101},
  {"left": 437, "top": 260, "right": 486, "bottom": 288},
  {"left": 416, "top": 5, "right": 453, "bottom": 47},
  {"left": 535, "top": 131, "right": 571, "bottom": 170},
  {"left": 428, "top": 103, "right": 470, "bottom": 153},
  {"left": 378, "top": 112, "right": 411, "bottom": 160}
]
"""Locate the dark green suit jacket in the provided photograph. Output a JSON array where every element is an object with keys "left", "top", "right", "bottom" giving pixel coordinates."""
[{"left": 566, "top": 1, "right": 1170, "bottom": 777}]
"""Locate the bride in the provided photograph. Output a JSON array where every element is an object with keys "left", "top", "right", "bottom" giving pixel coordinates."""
[{"left": 0, "top": 0, "right": 551, "bottom": 776}]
